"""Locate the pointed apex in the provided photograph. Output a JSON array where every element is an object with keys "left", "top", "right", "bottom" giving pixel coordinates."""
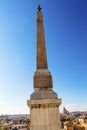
[{"left": 37, "top": 3, "right": 41, "bottom": 12}]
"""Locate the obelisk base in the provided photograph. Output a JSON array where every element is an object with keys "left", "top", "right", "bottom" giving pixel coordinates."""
[{"left": 27, "top": 99, "right": 61, "bottom": 130}]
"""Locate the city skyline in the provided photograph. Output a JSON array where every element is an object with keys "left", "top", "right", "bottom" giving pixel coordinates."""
[{"left": 0, "top": 0, "right": 87, "bottom": 115}]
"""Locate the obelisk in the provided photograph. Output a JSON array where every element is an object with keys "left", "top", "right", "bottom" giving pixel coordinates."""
[{"left": 27, "top": 4, "right": 62, "bottom": 130}]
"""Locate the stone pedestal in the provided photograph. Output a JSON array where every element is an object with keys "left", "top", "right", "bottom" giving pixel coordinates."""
[{"left": 27, "top": 99, "right": 61, "bottom": 130}]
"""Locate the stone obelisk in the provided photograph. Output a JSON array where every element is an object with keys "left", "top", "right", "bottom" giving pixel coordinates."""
[{"left": 27, "top": 5, "right": 62, "bottom": 130}]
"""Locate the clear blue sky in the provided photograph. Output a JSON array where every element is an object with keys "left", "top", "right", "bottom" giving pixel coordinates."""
[{"left": 0, "top": 0, "right": 87, "bottom": 115}]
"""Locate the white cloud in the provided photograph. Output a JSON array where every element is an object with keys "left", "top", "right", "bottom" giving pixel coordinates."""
[{"left": 60, "top": 103, "right": 87, "bottom": 112}]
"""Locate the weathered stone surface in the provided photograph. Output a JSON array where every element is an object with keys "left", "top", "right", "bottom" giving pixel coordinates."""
[
  {"left": 34, "top": 74, "right": 52, "bottom": 88},
  {"left": 27, "top": 99, "right": 62, "bottom": 130},
  {"left": 35, "top": 69, "right": 51, "bottom": 75},
  {"left": 34, "top": 69, "right": 53, "bottom": 88},
  {"left": 37, "top": 11, "right": 48, "bottom": 69},
  {"left": 30, "top": 90, "right": 57, "bottom": 100},
  {"left": 27, "top": 99, "right": 61, "bottom": 107}
]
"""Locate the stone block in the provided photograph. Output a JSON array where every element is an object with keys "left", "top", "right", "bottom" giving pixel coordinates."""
[
  {"left": 34, "top": 74, "right": 52, "bottom": 88},
  {"left": 27, "top": 99, "right": 62, "bottom": 130}
]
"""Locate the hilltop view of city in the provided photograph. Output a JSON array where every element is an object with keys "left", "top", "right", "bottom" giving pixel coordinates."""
[{"left": 0, "top": 108, "right": 87, "bottom": 130}]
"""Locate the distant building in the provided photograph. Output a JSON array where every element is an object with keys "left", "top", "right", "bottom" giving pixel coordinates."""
[
  {"left": 11, "top": 124, "right": 27, "bottom": 130},
  {"left": 63, "top": 107, "right": 70, "bottom": 115},
  {"left": 0, "top": 115, "right": 9, "bottom": 123}
]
